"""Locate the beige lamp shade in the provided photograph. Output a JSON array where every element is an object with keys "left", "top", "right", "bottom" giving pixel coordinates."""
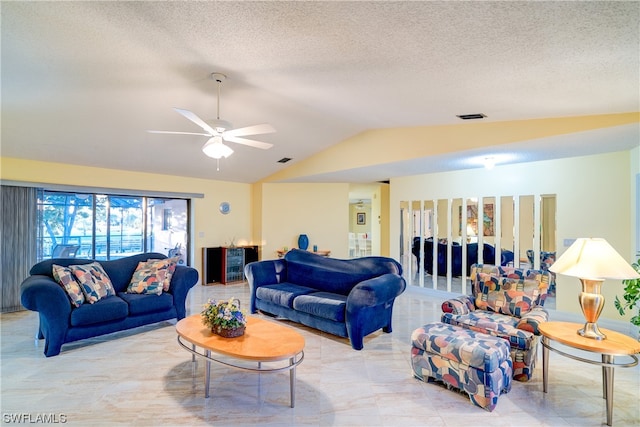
[{"left": 549, "top": 238, "right": 640, "bottom": 280}]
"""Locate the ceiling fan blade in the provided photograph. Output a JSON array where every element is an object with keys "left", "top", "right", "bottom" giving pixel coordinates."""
[
  {"left": 147, "top": 130, "right": 211, "bottom": 136},
  {"left": 224, "top": 135, "right": 273, "bottom": 150},
  {"left": 173, "top": 107, "right": 217, "bottom": 135},
  {"left": 224, "top": 123, "right": 275, "bottom": 137}
]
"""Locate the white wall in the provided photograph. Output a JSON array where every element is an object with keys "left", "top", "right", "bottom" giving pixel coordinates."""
[{"left": 390, "top": 150, "right": 635, "bottom": 322}]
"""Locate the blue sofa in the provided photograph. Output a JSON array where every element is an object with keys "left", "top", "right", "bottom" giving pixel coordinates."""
[
  {"left": 20, "top": 253, "right": 199, "bottom": 357},
  {"left": 244, "top": 249, "right": 406, "bottom": 350},
  {"left": 412, "top": 237, "right": 514, "bottom": 277}
]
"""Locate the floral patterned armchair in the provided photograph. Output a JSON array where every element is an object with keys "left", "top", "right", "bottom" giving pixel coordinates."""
[{"left": 441, "top": 264, "right": 552, "bottom": 381}]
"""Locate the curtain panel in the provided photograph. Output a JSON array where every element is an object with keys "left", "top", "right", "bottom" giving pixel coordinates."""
[{"left": 1, "top": 185, "right": 38, "bottom": 312}]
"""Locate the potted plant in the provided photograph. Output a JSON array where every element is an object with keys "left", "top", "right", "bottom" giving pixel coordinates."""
[
  {"left": 202, "top": 298, "right": 247, "bottom": 337},
  {"left": 614, "top": 258, "right": 640, "bottom": 329}
]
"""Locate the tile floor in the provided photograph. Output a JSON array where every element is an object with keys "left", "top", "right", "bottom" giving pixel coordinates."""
[{"left": 1, "top": 283, "right": 638, "bottom": 426}]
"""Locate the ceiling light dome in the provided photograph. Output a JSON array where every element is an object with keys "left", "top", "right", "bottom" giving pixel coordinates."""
[
  {"left": 484, "top": 157, "right": 495, "bottom": 170},
  {"left": 202, "top": 136, "right": 234, "bottom": 159}
]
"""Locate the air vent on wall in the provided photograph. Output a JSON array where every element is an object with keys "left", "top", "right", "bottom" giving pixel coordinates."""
[
  {"left": 277, "top": 157, "right": 292, "bottom": 163},
  {"left": 456, "top": 113, "right": 486, "bottom": 120}
]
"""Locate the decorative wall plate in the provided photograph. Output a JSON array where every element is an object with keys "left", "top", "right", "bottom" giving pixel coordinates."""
[{"left": 219, "top": 202, "right": 231, "bottom": 215}]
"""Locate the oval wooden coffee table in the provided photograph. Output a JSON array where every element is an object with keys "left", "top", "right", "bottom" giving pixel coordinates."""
[{"left": 176, "top": 315, "right": 305, "bottom": 407}]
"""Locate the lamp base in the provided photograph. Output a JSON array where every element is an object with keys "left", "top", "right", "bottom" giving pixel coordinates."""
[
  {"left": 577, "top": 279, "right": 606, "bottom": 340},
  {"left": 577, "top": 322, "right": 606, "bottom": 340}
]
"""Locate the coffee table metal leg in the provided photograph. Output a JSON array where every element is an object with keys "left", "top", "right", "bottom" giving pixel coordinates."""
[
  {"left": 205, "top": 349, "right": 211, "bottom": 398},
  {"left": 542, "top": 336, "right": 549, "bottom": 393},
  {"left": 289, "top": 356, "right": 296, "bottom": 408},
  {"left": 602, "top": 354, "right": 614, "bottom": 426}
]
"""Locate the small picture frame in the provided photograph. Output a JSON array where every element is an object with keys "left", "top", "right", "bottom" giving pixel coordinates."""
[{"left": 356, "top": 212, "right": 366, "bottom": 225}]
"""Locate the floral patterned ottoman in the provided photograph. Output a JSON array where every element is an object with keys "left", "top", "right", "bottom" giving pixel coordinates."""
[{"left": 411, "top": 322, "right": 512, "bottom": 411}]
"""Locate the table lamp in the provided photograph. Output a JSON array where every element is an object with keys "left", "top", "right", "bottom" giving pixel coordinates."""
[{"left": 549, "top": 238, "right": 640, "bottom": 340}]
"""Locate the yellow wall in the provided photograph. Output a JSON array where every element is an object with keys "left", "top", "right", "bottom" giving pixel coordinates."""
[
  {"left": 391, "top": 150, "right": 636, "bottom": 322},
  {"left": 0, "top": 157, "right": 254, "bottom": 281},
  {"left": 263, "top": 113, "right": 639, "bottom": 182},
  {"left": 1, "top": 158, "right": 377, "bottom": 277},
  {"left": 258, "top": 183, "right": 350, "bottom": 259},
  {"left": 3, "top": 145, "right": 637, "bottom": 322},
  {"left": 349, "top": 204, "right": 371, "bottom": 234}
]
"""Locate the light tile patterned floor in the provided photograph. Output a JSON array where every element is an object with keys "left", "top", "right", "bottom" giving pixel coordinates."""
[{"left": 1, "top": 283, "right": 638, "bottom": 426}]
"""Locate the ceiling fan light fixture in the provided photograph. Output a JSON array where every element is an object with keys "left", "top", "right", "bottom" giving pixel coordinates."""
[
  {"left": 484, "top": 156, "right": 496, "bottom": 170},
  {"left": 202, "top": 136, "right": 234, "bottom": 159}
]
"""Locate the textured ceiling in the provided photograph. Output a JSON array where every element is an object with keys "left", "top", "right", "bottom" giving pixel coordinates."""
[{"left": 2, "top": 1, "right": 639, "bottom": 183}]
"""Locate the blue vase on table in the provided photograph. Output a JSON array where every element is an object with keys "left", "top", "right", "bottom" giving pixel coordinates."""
[{"left": 298, "top": 234, "right": 309, "bottom": 250}]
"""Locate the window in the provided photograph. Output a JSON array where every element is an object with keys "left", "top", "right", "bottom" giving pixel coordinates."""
[{"left": 37, "top": 191, "right": 189, "bottom": 263}]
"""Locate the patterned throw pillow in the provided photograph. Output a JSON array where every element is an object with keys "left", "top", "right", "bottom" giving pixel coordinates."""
[
  {"left": 69, "top": 262, "right": 115, "bottom": 303},
  {"left": 127, "top": 261, "right": 163, "bottom": 295},
  {"left": 52, "top": 264, "right": 85, "bottom": 307},
  {"left": 145, "top": 257, "right": 179, "bottom": 292},
  {"left": 475, "top": 272, "right": 541, "bottom": 317}
]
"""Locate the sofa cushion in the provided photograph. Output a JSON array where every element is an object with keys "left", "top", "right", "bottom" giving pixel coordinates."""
[
  {"left": 285, "top": 264, "right": 362, "bottom": 295},
  {"left": 139, "top": 257, "right": 179, "bottom": 292},
  {"left": 127, "top": 262, "right": 164, "bottom": 295},
  {"left": 99, "top": 253, "right": 167, "bottom": 293},
  {"left": 292, "top": 292, "right": 347, "bottom": 322},
  {"left": 118, "top": 292, "right": 174, "bottom": 316},
  {"left": 255, "top": 283, "right": 316, "bottom": 308},
  {"left": 470, "top": 264, "right": 551, "bottom": 306},
  {"left": 441, "top": 311, "right": 535, "bottom": 351},
  {"left": 70, "top": 295, "right": 129, "bottom": 327},
  {"left": 283, "top": 249, "right": 401, "bottom": 295},
  {"left": 475, "top": 273, "right": 541, "bottom": 317},
  {"left": 52, "top": 264, "right": 85, "bottom": 307},
  {"left": 69, "top": 262, "right": 116, "bottom": 303}
]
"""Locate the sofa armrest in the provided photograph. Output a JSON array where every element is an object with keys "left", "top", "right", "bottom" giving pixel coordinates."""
[
  {"left": 20, "top": 275, "right": 72, "bottom": 356},
  {"left": 441, "top": 295, "right": 475, "bottom": 315},
  {"left": 244, "top": 259, "right": 287, "bottom": 313},
  {"left": 167, "top": 265, "right": 199, "bottom": 320},
  {"left": 516, "top": 306, "right": 549, "bottom": 335},
  {"left": 346, "top": 273, "right": 406, "bottom": 309},
  {"left": 21, "top": 275, "right": 71, "bottom": 318},
  {"left": 346, "top": 273, "right": 406, "bottom": 350}
]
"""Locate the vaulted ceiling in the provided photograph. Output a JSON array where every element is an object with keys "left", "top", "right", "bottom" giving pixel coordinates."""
[{"left": 2, "top": 1, "right": 639, "bottom": 183}]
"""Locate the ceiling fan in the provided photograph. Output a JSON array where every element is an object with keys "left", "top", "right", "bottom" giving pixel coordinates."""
[{"left": 148, "top": 73, "right": 275, "bottom": 166}]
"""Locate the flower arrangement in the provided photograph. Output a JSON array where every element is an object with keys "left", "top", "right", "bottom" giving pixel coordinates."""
[{"left": 201, "top": 298, "right": 247, "bottom": 337}]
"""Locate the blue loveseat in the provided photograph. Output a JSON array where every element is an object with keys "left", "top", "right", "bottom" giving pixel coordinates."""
[
  {"left": 20, "top": 253, "right": 199, "bottom": 357},
  {"left": 244, "top": 249, "right": 406, "bottom": 350}
]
